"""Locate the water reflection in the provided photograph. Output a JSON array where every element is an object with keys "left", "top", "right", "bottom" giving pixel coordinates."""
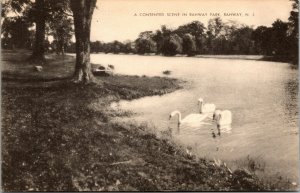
[{"left": 94, "top": 53, "right": 298, "bottom": 181}]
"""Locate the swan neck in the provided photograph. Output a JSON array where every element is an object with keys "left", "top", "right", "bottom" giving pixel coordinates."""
[
  {"left": 177, "top": 112, "right": 182, "bottom": 123},
  {"left": 199, "top": 101, "right": 203, "bottom": 113}
]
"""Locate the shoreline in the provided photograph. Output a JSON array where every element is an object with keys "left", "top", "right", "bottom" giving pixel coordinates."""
[
  {"left": 85, "top": 51, "right": 297, "bottom": 65},
  {"left": 1, "top": 50, "right": 297, "bottom": 191}
]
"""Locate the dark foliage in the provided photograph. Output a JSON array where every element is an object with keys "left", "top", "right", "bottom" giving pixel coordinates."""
[{"left": 84, "top": 4, "right": 298, "bottom": 64}]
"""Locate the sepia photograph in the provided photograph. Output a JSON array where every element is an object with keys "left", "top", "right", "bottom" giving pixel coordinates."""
[{"left": 1, "top": 0, "right": 299, "bottom": 191}]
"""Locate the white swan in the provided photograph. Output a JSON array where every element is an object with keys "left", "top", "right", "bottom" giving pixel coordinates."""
[
  {"left": 198, "top": 98, "right": 216, "bottom": 114},
  {"left": 213, "top": 110, "right": 222, "bottom": 121},
  {"left": 213, "top": 110, "right": 232, "bottom": 127},
  {"left": 169, "top": 110, "right": 209, "bottom": 127}
]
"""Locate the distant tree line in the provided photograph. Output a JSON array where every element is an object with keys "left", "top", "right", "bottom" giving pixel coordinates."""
[
  {"left": 68, "top": 0, "right": 297, "bottom": 63},
  {"left": 2, "top": 0, "right": 298, "bottom": 64}
]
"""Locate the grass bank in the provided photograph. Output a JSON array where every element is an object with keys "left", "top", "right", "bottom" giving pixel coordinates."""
[{"left": 1, "top": 50, "right": 295, "bottom": 191}]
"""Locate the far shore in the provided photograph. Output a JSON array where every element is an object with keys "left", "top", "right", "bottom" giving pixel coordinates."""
[{"left": 82, "top": 51, "right": 297, "bottom": 64}]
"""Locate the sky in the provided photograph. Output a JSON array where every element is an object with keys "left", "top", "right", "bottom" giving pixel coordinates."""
[{"left": 90, "top": 0, "right": 293, "bottom": 42}]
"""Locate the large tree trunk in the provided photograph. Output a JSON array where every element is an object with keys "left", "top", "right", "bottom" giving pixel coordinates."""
[
  {"left": 70, "top": 0, "right": 97, "bottom": 83},
  {"left": 30, "top": 0, "right": 46, "bottom": 62}
]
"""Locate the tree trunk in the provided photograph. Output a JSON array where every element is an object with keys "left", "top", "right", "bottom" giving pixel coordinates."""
[
  {"left": 62, "top": 46, "right": 65, "bottom": 55},
  {"left": 70, "top": 0, "right": 97, "bottom": 83},
  {"left": 30, "top": 0, "right": 46, "bottom": 62}
]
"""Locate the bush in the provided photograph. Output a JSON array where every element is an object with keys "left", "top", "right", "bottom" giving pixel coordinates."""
[
  {"left": 135, "top": 38, "right": 157, "bottom": 54},
  {"left": 182, "top": 33, "right": 197, "bottom": 56},
  {"left": 161, "top": 34, "right": 183, "bottom": 56}
]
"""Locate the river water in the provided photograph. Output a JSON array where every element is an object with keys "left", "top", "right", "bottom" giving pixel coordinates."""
[{"left": 91, "top": 53, "right": 299, "bottom": 181}]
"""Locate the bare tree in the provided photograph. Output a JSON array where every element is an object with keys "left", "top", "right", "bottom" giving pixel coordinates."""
[
  {"left": 30, "top": 0, "right": 46, "bottom": 62},
  {"left": 70, "top": 0, "right": 97, "bottom": 83}
]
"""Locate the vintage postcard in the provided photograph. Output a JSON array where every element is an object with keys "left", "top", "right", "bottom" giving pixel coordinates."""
[{"left": 1, "top": 0, "right": 299, "bottom": 191}]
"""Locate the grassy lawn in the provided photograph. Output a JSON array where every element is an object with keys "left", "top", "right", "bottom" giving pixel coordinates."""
[{"left": 1, "top": 50, "right": 292, "bottom": 191}]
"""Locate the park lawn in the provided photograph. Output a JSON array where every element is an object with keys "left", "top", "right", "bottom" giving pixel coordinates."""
[{"left": 1, "top": 50, "right": 292, "bottom": 191}]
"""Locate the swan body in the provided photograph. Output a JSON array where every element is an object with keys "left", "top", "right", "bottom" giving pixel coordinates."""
[
  {"left": 198, "top": 98, "right": 216, "bottom": 114},
  {"left": 169, "top": 110, "right": 209, "bottom": 126},
  {"left": 213, "top": 110, "right": 232, "bottom": 126}
]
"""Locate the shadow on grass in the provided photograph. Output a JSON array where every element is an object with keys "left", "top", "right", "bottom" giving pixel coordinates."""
[{"left": 1, "top": 50, "right": 297, "bottom": 191}]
